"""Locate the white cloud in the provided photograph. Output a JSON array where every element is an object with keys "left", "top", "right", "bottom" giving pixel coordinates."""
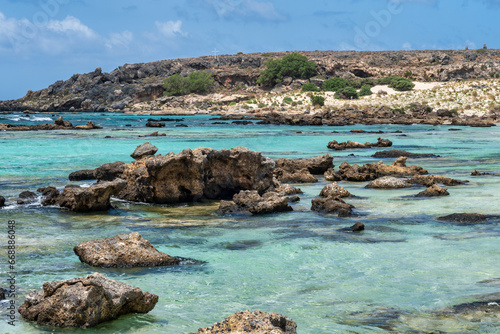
[
  {"left": 105, "top": 30, "right": 133, "bottom": 49},
  {"left": 204, "top": 0, "right": 286, "bottom": 21},
  {"left": 155, "top": 20, "right": 187, "bottom": 38},
  {"left": 46, "top": 16, "right": 97, "bottom": 39}
]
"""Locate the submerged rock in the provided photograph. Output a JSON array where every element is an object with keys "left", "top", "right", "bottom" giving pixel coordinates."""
[
  {"left": 365, "top": 176, "right": 413, "bottom": 189},
  {"left": 327, "top": 138, "right": 392, "bottom": 150},
  {"left": 416, "top": 184, "right": 449, "bottom": 197},
  {"left": 191, "top": 310, "right": 297, "bottom": 334},
  {"left": 18, "top": 272, "right": 158, "bottom": 328},
  {"left": 319, "top": 182, "right": 351, "bottom": 198},
  {"left": 0, "top": 195, "right": 5, "bottom": 208},
  {"left": 218, "top": 190, "right": 292, "bottom": 215},
  {"left": 409, "top": 174, "right": 467, "bottom": 186},
  {"left": 372, "top": 150, "right": 438, "bottom": 158},
  {"left": 311, "top": 196, "right": 354, "bottom": 216},
  {"left": 437, "top": 213, "right": 491, "bottom": 223},
  {"left": 54, "top": 179, "right": 126, "bottom": 212},
  {"left": 130, "top": 142, "right": 158, "bottom": 160},
  {"left": 74, "top": 232, "right": 180, "bottom": 268}
]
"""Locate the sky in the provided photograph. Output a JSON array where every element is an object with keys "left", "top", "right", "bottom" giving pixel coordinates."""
[{"left": 0, "top": 0, "right": 499, "bottom": 100}]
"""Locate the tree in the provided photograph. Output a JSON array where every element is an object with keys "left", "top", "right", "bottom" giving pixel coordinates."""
[
  {"left": 301, "top": 82, "right": 319, "bottom": 92},
  {"left": 389, "top": 77, "right": 415, "bottom": 91},
  {"left": 163, "top": 74, "right": 189, "bottom": 96},
  {"left": 359, "top": 84, "right": 372, "bottom": 96},
  {"left": 335, "top": 87, "right": 358, "bottom": 99},
  {"left": 310, "top": 95, "right": 325, "bottom": 106},
  {"left": 257, "top": 53, "right": 317, "bottom": 86},
  {"left": 322, "top": 77, "right": 346, "bottom": 92},
  {"left": 187, "top": 72, "right": 214, "bottom": 94}
]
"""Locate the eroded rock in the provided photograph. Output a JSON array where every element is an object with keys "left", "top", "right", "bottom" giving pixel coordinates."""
[
  {"left": 311, "top": 196, "right": 354, "bottom": 216},
  {"left": 218, "top": 190, "right": 292, "bottom": 215},
  {"left": 130, "top": 142, "right": 158, "bottom": 160},
  {"left": 416, "top": 184, "right": 449, "bottom": 197},
  {"left": 319, "top": 182, "right": 352, "bottom": 198},
  {"left": 327, "top": 138, "right": 392, "bottom": 150},
  {"left": 366, "top": 176, "right": 413, "bottom": 189}
]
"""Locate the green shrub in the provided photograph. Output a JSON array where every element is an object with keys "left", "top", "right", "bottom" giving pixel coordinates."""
[
  {"left": 335, "top": 87, "right": 358, "bottom": 99},
  {"left": 360, "top": 78, "right": 376, "bottom": 87},
  {"left": 301, "top": 82, "right": 319, "bottom": 92},
  {"left": 376, "top": 76, "right": 398, "bottom": 85},
  {"left": 163, "top": 72, "right": 214, "bottom": 96},
  {"left": 322, "top": 77, "right": 346, "bottom": 91},
  {"left": 257, "top": 53, "right": 317, "bottom": 86},
  {"left": 389, "top": 77, "right": 415, "bottom": 91},
  {"left": 283, "top": 97, "right": 293, "bottom": 104},
  {"left": 359, "top": 84, "right": 373, "bottom": 96},
  {"left": 346, "top": 78, "right": 362, "bottom": 89},
  {"left": 258, "top": 102, "right": 266, "bottom": 108},
  {"left": 310, "top": 95, "right": 325, "bottom": 106},
  {"left": 229, "top": 102, "right": 237, "bottom": 106},
  {"left": 261, "top": 52, "right": 271, "bottom": 57},
  {"left": 404, "top": 71, "right": 413, "bottom": 78}
]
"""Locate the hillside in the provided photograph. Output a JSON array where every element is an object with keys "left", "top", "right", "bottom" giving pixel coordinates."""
[{"left": 1, "top": 49, "right": 500, "bottom": 113}]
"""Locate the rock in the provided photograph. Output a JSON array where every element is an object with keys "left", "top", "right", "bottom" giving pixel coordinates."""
[
  {"left": 146, "top": 121, "right": 165, "bottom": 127},
  {"left": 218, "top": 190, "right": 292, "bottom": 215},
  {"left": 437, "top": 213, "right": 491, "bottom": 223},
  {"left": 416, "top": 184, "right": 449, "bottom": 197},
  {"left": 74, "top": 232, "right": 180, "bottom": 268},
  {"left": 37, "top": 186, "right": 60, "bottom": 206},
  {"left": 350, "top": 221, "right": 365, "bottom": 232},
  {"left": 74, "top": 122, "right": 102, "bottom": 130},
  {"left": 319, "top": 183, "right": 351, "bottom": 198},
  {"left": 0, "top": 195, "right": 5, "bottom": 208},
  {"left": 324, "top": 168, "right": 341, "bottom": 182},
  {"left": 54, "top": 179, "right": 126, "bottom": 212},
  {"left": 191, "top": 310, "right": 297, "bottom": 334},
  {"left": 276, "top": 183, "right": 303, "bottom": 195},
  {"left": 19, "top": 191, "right": 37, "bottom": 199},
  {"left": 275, "top": 154, "right": 333, "bottom": 174},
  {"left": 130, "top": 142, "right": 158, "bottom": 160},
  {"left": 68, "top": 169, "right": 96, "bottom": 181},
  {"left": 409, "top": 174, "right": 466, "bottom": 186},
  {"left": 327, "top": 138, "right": 392, "bottom": 150},
  {"left": 0, "top": 287, "right": 5, "bottom": 299},
  {"left": 18, "top": 272, "right": 158, "bottom": 328},
  {"left": 471, "top": 169, "right": 492, "bottom": 176},
  {"left": 277, "top": 168, "right": 318, "bottom": 183},
  {"left": 372, "top": 150, "right": 438, "bottom": 158},
  {"left": 311, "top": 196, "right": 354, "bottom": 216},
  {"left": 118, "top": 147, "right": 275, "bottom": 204},
  {"left": 94, "top": 161, "right": 125, "bottom": 181},
  {"left": 439, "top": 294, "right": 500, "bottom": 322},
  {"left": 365, "top": 176, "right": 413, "bottom": 189}
]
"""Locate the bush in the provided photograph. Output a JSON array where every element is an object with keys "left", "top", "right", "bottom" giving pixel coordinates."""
[
  {"left": 163, "top": 72, "right": 214, "bottom": 96},
  {"left": 283, "top": 97, "right": 293, "bottom": 104},
  {"left": 346, "top": 78, "right": 363, "bottom": 89},
  {"left": 257, "top": 53, "right": 317, "bottom": 86},
  {"left": 359, "top": 84, "right": 372, "bottom": 96},
  {"left": 322, "top": 77, "right": 346, "bottom": 92},
  {"left": 389, "top": 77, "right": 415, "bottom": 91},
  {"left": 258, "top": 102, "right": 266, "bottom": 108},
  {"left": 301, "top": 82, "right": 319, "bottom": 92},
  {"left": 310, "top": 95, "right": 325, "bottom": 106},
  {"left": 335, "top": 87, "right": 358, "bottom": 99}
]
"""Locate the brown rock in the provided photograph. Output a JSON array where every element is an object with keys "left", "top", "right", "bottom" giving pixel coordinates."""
[
  {"left": 278, "top": 168, "right": 318, "bottom": 183},
  {"left": 94, "top": 161, "right": 125, "bottom": 181},
  {"left": 319, "top": 182, "right": 351, "bottom": 198},
  {"left": 365, "top": 176, "right": 413, "bottom": 189},
  {"left": 409, "top": 174, "right": 466, "bottom": 187},
  {"left": 275, "top": 154, "right": 333, "bottom": 174},
  {"left": 276, "top": 183, "right": 303, "bottom": 195},
  {"left": 350, "top": 221, "right": 365, "bottom": 232},
  {"left": 18, "top": 273, "right": 158, "bottom": 328},
  {"left": 74, "top": 232, "right": 179, "bottom": 268},
  {"left": 68, "top": 169, "right": 96, "bottom": 181},
  {"left": 416, "top": 184, "right": 449, "bottom": 197},
  {"left": 130, "top": 142, "right": 158, "bottom": 160},
  {"left": 37, "top": 186, "right": 60, "bottom": 206},
  {"left": 311, "top": 196, "right": 354, "bottom": 216},
  {"left": 218, "top": 190, "right": 292, "bottom": 215},
  {"left": 191, "top": 310, "right": 297, "bottom": 334},
  {"left": 74, "top": 121, "right": 102, "bottom": 130}
]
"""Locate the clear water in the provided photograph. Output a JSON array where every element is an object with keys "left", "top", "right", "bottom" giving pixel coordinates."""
[{"left": 1, "top": 113, "right": 500, "bottom": 333}]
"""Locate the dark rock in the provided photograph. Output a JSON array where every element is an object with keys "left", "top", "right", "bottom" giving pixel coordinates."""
[
  {"left": 37, "top": 186, "right": 60, "bottom": 206},
  {"left": 175, "top": 124, "right": 188, "bottom": 127},
  {"left": 18, "top": 272, "right": 158, "bottom": 328},
  {"left": 350, "top": 221, "right": 365, "bottom": 232},
  {"left": 191, "top": 310, "right": 297, "bottom": 334},
  {"left": 130, "top": 142, "right": 158, "bottom": 160},
  {"left": 146, "top": 121, "right": 165, "bottom": 127},
  {"left": 0, "top": 196, "right": 5, "bottom": 208},
  {"left": 372, "top": 150, "right": 438, "bottom": 158},
  {"left": 19, "top": 191, "right": 37, "bottom": 199},
  {"left": 289, "top": 195, "right": 300, "bottom": 202},
  {"left": 311, "top": 196, "right": 354, "bottom": 216},
  {"left": 54, "top": 179, "right": 126, "bottom": 212},
  {"left": 218, "top": 190, "right": 292, "bottom": 215},
  {"left": 366, "top": 176, "right": 413, "bottom": 189},
  {"left": 415, "top": 184, "right": 449, "bottom": 197},
  {"left": 94, "top": 161, "right": 125, "bottom": 181},
  {"left": 0, "top": 287, "right": 5, "bottom": 299},
  {"left": 74, "top": 232, "right": 180, "bottom": 268},
  {"left": 68, "top": 169, "right": 96, "bottom": 181},
  {"left": 437, "top": 213, "right": 490, "bottom": 223},
  {"left": 276, "top": 168, "right": 318, "bottom": 183},
  {"left": 409, "top": 174, "right": 466, "bottom": 187},
  {"left": 319, "top": 183, "right": 351, "bottom": 198},
  {"left": 437, "top": 109, "right": 454, "bottom": 117},
  {"left": 232, "top": 120, "right": 253, "bottom": 125},
  {"left": 275, "top": 154, "right": 334, "bottom": 174},
  {"left": 471, "top": 169, "right": 492, "bottom": 176},
  {"left": 74, "top": 122, "right": 102, "bottom": 130},
  {"left": 327, "top": 138, "right": 392, "bottom": 150}
]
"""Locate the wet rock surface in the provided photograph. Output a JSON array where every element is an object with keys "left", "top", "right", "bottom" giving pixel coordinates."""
[
  {"left": 319, "top": 183, "right": 352, "bottom": 198},
  {"left": 415, "top": 184, "right": 449, "bottom": 197},
  {"left": 311, "top": 196, "right": 354, "bottom": 216},
  {"left": 191, "top": 310, "right": 297, "bottom": 334},
  {"left": 18, "top": 272, "right": 158, "bottom": 328},
  {"left": 365, "top": 176, "right": 413, "bottom": 189},
  {"left": 218, "top": 190, "right": 292, "bottom": 215},
  {"left": 74, "top": 232, "right": 180, "bottom": 268},
  {"left": 372, "top": 149, "right": 438, "bottom": 158},
  {"left": 437, "top": 213, "right": 496, "bottom": 223}
]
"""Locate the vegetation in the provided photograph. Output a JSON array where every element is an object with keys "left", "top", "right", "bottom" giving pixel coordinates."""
[
  {"left": 335, "top": 87, "right": 359, "bottom": 99},
  {"left": 310, "top": 95, "right": 325, "bottom": 106},
  {"left": 163, "top": 72, "right": 214, "bottom": 96},
  {"left": 283, "top": 97, "right": 293, "bottom": 104},
  {"left": 389, "top": 77, "right": 415, "bottom": 91},
  {"left": 301, "top": 82, "right": 319, "bottom": 92},
  {"left": 322, "top": 77, "right": 346, "bottom": 92},
  {"left": 257, "top": 53, "right": 317, "bottom": 86},
  {"left": 359, "top": 84, "right": 373, "bottom": 96}
]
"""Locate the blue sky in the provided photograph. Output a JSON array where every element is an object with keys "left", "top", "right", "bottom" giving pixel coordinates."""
[{"left": 0, "top": 0, "right": 499, "bottom": 100}]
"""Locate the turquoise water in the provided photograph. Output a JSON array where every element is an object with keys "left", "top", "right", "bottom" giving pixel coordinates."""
[{"left": 1, "top": 113, "right": 500, "bottom": 333}]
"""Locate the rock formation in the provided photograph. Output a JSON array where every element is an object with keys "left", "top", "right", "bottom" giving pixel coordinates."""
[
  {"left": 18, "top": 273, "right": 158, "bottom": 328},
  {"left": 0, "top": 195, "right": 5, "bottom": 208},
  {"left": 74, "top": 232, "right": 180, "bottom": 268},
  {"left": 218, "top": 190, "right": 292, "bottom": 215},
  {"left": 311, "top": 196, "right": 354, "bottom": 216},
  {"left": 415, "top": 184, "right": 449, "bottom": 197},
  {"left": 130, "top": 142, "right": 158, "bottom": 160},
  {"left": 319, "top": 183, "right": 352, "bottom": 198},
  {"left": 365, "top": 176, "right": 414, "bottom": 189},
  {"left": 372, "top": 150, "right": 438, "bottom": 158},
  {"left": 0, "top": 117, "right": 101, "bottom": 131},
  {"left": 191, "top": 310, "right": 297, "bottom": 334},
  {"left": 437, "top": 213, "right": 493, "bottom": 223},
  {"left": 327, "top": 138, "right": 392, "bottom": 150}
]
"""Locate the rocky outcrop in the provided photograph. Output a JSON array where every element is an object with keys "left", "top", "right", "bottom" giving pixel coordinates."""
[
  {"left": 319, "top": 183, "right": 352, "bottom": 198},
  {"left": 117, "top": 147, "right": 275, "bottom": 204},
  {"left": 327, "top": 157, "right": 427, "bottom": 182},
  {"left": 18, "top": 272, "right": 158, "bottom": 328},
  {"left": 0, "top": 196, "right": 5, "bottom": 208},
  {"left": 191, "top": 310, "right": 297, "bottom": 334},
  {"left": 416, "top": 184, "right": 449, "bottom": 197},
  {"left": 311, "top": 196, "right": 354, "bottom": 216},
  {"left": 372, "top": 150, "right": 438, "bottom": 158},
  {"left": 409, "top": 174, "right": 466, "bottom": 186},
  {"left": 365, "top": 176, "right": 413, "bottom": 189},
  {"left": 74, "top": 232, "right": 180, "bottom": 268},
  {"left": 276, "top": 168, "right": 318, "bottom": 183},
  {"left": 438, "top": 293, "right": 500, "bottom": 322},
  {"left": 437, "top": 213, "right": 493, "bottom": 223},
  {"left": 146, "top": 121, "right": 165, "bottom": 128},
  {"left": 95, "top": 161, "right": 126, "bottom": 181},
  {"left": 68, "top": 169, "right": 95, "bottom": 181},
  {"left": 0, "top": 117, "right": 101, "bottom": 131},
  {"left": 275, "top": 184, "right": 303, "bottom": 195},
  {"left": 327, "top": 138, "right": 392, "bottom": 150},
  {"left": 218, "top": 190, "right": 292, "bottom": 215},
  {"left": 275, "top": 154, "right": 334, "bottom": 175},
  {"left": 54, "top": 179, "right": 126, "bottom": 212},
  {"left": 130, "top": 142, "right": 158, "bottom": 160},
  {"left": 37, "top": 186, "right": 60, "bottom": 206}
]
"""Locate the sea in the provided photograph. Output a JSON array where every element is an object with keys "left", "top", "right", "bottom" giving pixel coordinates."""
[{"left": 0, "top": 112, "right": 499, "bottom": 333}]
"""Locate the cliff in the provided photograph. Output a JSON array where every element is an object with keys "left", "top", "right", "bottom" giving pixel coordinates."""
[{"left": 1, "top": 49, "right": 500, "bottom": 113}]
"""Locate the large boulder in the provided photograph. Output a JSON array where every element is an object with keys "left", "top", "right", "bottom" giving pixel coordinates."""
[
  {"left": 118, "top": 147, "right": 275, "bottom": 204},
  {"left": 18, "top": 273, "right": 158, "bottom": 328},
  {"left": 365, "top": 176, "right": 413, "bottom": 189},
  {"left": 68, "top": 169, "right": 95, "bottom": 181},
  {"left": 130, "top": 142, "right": 158, "bottom": 160},
  {"left": 54, "top": 179, "right": 126, "bottom": 212},
  {"left": 437, "top": 213, "right": 492, "bottom": 223},
  {"left": 94, "top": 161, "right": 125, "bottom": 181},
  {"left": 0, "top": 195, "right": 5, "bottom": 208},
  {"left": 191, "top": 310, "right": 297, "bottom": 334},
  {"left": 276, "top": 168, "right": 318, "bottom": 183},
  {"left": 218, "top": 190, "right": 292, "bottom": 215},
  {"left": 74, "top": 232, "right": 180, "bottom": 268},
  {"left": 416, "top": 184, "right": 449, "bottom": 197},
  {"left": 37, "top": 186, "right": 60, "bottom": 206},
  {"left": 319, "top": 183, "right": 351, "bottom": 198},
  {"left": 275, "top": 154, "right": 333, "bottom": 174},
  {"left": 311, "top": 196, "right": 354, "bottom": 216}
]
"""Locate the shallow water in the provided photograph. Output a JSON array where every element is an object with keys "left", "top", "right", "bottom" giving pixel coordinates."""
[{"left": 1, "top": 113, "right": 500, "bottom": 333}]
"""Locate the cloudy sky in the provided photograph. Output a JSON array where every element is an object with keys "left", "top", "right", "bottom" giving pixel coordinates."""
[{"left": 0, "top": 0, "right": 499, "bottom": 100}]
